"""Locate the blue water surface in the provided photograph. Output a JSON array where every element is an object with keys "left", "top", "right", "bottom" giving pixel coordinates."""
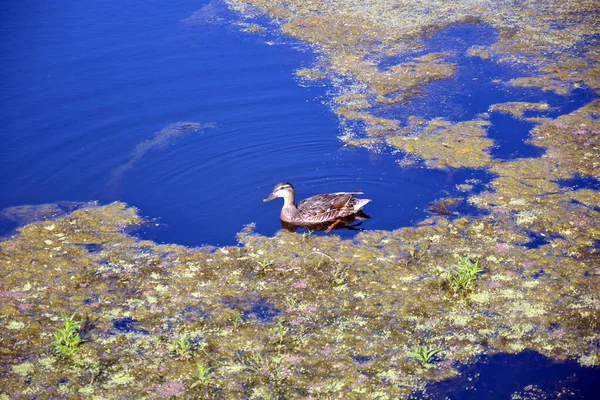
[{"left": 0, "top": 1, "right": 595, "bottom": 247}]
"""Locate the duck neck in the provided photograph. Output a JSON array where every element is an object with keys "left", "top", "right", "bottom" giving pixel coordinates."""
[
  {"left": 282, "top": 192, "right": 295, "bottom": 207},
  {"left": 280, "top": 193, "right": 297, "bottom": 220}
]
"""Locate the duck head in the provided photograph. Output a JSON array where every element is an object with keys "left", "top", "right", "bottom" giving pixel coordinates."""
[{"left": 262, "top": 182, "right": 295, "bottom": 203}]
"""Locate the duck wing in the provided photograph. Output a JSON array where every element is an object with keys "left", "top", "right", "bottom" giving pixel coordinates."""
[{"left": 296, "top": 192, "right": 367, "bottom": 223}]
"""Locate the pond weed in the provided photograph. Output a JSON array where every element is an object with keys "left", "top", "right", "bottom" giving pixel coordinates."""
[
  {"left": 191, "top": 362, "right": 213, "bottom": 388},
  {"left": 408, "top": 345, "right": 443, "bottom": 367},
  {"left": 450, "top": 256, "right": 484, "bottom": 293},
  {"left": 53, "top": 313, "right": 83, "bottom": 357},
  {"left": 172, "top": 334, "right": 192, "bottom": 360}
]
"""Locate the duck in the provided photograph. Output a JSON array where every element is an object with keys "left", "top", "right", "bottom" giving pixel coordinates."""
[{"left": 262, "top": 182, "right": 371, "bottom": 231}]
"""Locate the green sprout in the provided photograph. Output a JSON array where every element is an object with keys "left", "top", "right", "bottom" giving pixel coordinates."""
[
  {"left": 173, "top": 334, "right": 192, "bottom": 359},
  {"left": 301, "top": 230, "right": 314, "bottom": 240},
  {"left": 256, "top": 259, "right": 274, "bottom": 269},
  {"left": 407, "top": 345, "right": 442, "bottom": 366},
  {"left": 274, "top": 317, "right": 289, "bottom": 347},
  {"left": 405, "top": 241, "right": 429, "bottom": 259},
  {"left": 191, "top": 362, "right": 212, "bottom": 388},
  {"left": 450, "top": 256, "right": 484, "bottom": 292},
  {"left": 330, "top": 264, "right": 348, "bottom": 288},
  {"left": 53, "top": 313, "right": 83, "bottom": 357},
  {"left": 231, "top": 311, "right": 244, "bottom": 330}
]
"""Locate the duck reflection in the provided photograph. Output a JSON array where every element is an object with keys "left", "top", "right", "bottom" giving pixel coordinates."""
[{"left": 280, "top": 211, "right": 370, "bottom": 233}]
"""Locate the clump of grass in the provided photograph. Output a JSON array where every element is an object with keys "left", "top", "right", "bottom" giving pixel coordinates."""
[
  {"left": 53, "top": 313, "right": 83, "bottom": 357},
  {"left": 408, "top": 345, "right": 442, "bottom": 366},
  {"left": 170, "top": 333, "right": 205, "bottom": 359},
  {"left": 191, "top": 362, "right": 212, "bottom": 388},
  {"left": 450, "top": 256, "right": 483, "bottom": 292},
  {"left": 239, "top": 351, "right": 284, "bottom": 387}
]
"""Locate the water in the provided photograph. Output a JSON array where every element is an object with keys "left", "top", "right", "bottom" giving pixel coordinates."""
[
  {"left": 419, "top": 351, "right": 600, "bottom": 399},
  {"left": 0, "top": 1, "right": 595, "bottom": 247}
]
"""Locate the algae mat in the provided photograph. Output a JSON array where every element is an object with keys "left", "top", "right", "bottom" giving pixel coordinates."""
[
  {"left": 0, "top": 198, "right": 598, "bottom": 398},
  {"left": 0, "top": 203, "right": 600, "bottom": 398}
]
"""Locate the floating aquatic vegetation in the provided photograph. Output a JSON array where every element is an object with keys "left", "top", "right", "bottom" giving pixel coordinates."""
[
  {"left": 489, "top": 101, "right": 551, "bottom": 119},
  {"left": 295, "top": 67, "right": 326, "bottom": 81},
  {"left": 388, "top": 118, "right": 495, "bottom": 169},
  {"left": 0, "top": 201, "right": 95, "bottom": 237},
  {"left": 426, "top": 197, "right": 463, "bottom": 216},
  {"left": 225, "top": 0, "right": 599, "bottom": 133},
  {"left": 108, "top": 122, "right": 214, "bottom": 191},
  {"left": 1, "top": 202, "right": 598, "bottom": 397}
]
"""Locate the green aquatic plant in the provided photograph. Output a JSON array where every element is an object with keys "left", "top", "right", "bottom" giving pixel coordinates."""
[
  {"left": 191, "top": 362, "right": 213, "bottom": 388},
  {"left": 172, "top": 334, "right": 192, "bottom": 360},
  {"left": 330, "top": 264, "right": 348, "bottom": 288},
  {"left": 450, "top": 256, "right": 484, "bottom": 293},
  {"left": 301, "top": 229, "right": 314, "bottom": 240},
  {"left": 408, "top": 345, "right": 442, "bottom": 366},
  {"left": 256, "top": 259, "right": 274, "bottom": 269},
  {"left": 53, "top": 313, "right": 83, "bottom": 357},
  {"left": 303, "top": 251, "right": 334, "bottom": 268},
  {"left": 239, "top": 351, "right": 285, "bottom": 390},
  {"left": 274, "top": 317, "right": 289, "bottom": 348},
  {"left": 405, "top": 241, "right": 429, "bottom": 259},
  {"left": 231, "top": 311, "right": 244, "bottom": 330}
]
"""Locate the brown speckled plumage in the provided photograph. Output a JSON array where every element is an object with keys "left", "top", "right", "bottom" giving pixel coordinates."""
[{"left": 262, "top": 182, "right": 371, "bottom": 225}]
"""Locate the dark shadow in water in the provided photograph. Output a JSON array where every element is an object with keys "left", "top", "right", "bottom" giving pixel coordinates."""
[
  {"left": 523, "top": 231, "right": 553, "bottom": 249},
  {"left": 0, "top": 201, "right": 94, "bottom": 239},
  {"left": 81, "top": 243, "right": 103, "bottom": 253},
  {"left": 223, "top": 295, "right": 281, "bottom": 323},
  {"left": 107, "top": 122, "right": 214, "bottom": 193},
  {"left": 112, "top": 317, "right": 148, "bottom": 334},
  {"left": 416, "top": 351, "right": 600, "bottom": 399},
  {"left": 558, "top": 176, "right": 600, "bottom": 191},
  {"left": 280, "top": 211, "right": 371, "bottom": 233}
]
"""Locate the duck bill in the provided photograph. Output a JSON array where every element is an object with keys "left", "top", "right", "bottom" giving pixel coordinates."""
[{"left": 262, "top": 193, "right": 276, "bottom": 202}]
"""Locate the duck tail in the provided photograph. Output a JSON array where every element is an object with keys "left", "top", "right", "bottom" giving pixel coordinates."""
[{"left": 353, "top": 198, "right": 372, "bottom": 211}]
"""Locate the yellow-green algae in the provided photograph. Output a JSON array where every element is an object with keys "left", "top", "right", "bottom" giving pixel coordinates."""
[
  {"left": 388, "top": 118, "right": 495, "bottom": 169},
  {"left": 1, "top": 198, "right": 598, "bottom": 398},
  {"left": 488, "top": 102, "right": 551, "bottom": 119}
]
